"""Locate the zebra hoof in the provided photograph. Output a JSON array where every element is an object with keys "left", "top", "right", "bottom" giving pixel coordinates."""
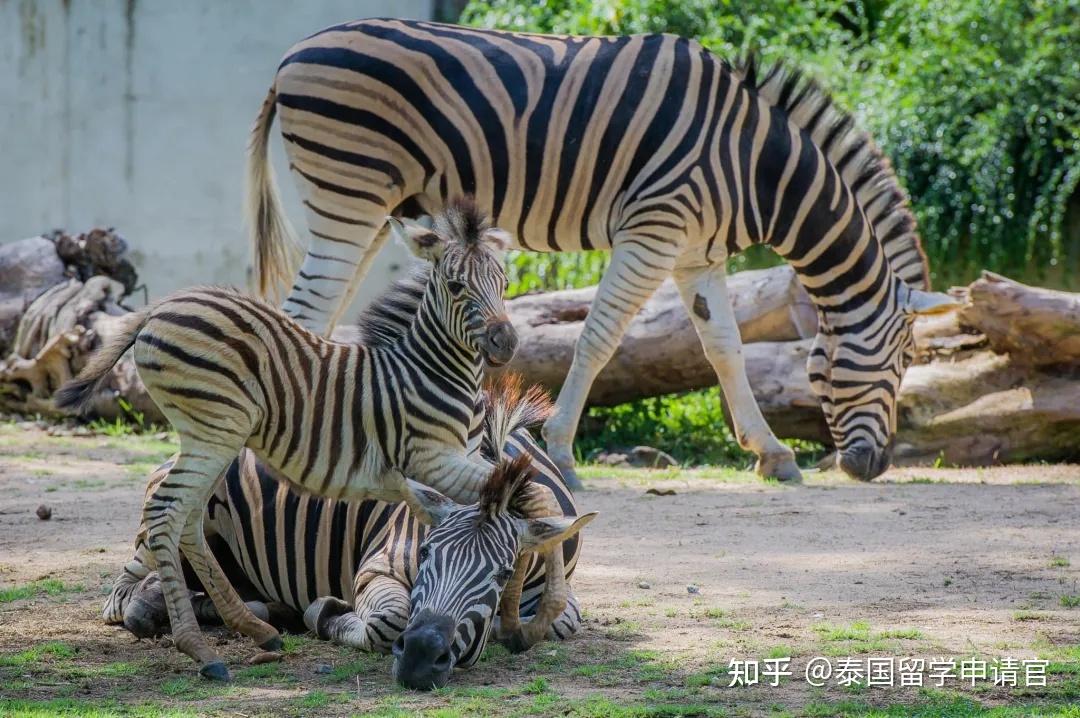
[
  {"left": 756, "top": 453, "right": 803, "bottom": 483},
  {"left": 258, "top": 635, "right": 283, "bottom": 652},
  {"left": 199, "top": 661, "right": 232, "bottom": 682}
]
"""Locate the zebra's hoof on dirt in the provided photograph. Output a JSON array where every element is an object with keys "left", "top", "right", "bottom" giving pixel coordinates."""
[
  {"left": 756, "top": 453, "right": 803, "bottom": 483},
  {"left": 199, "top": 661, "right": 231, "bottom": 682}
]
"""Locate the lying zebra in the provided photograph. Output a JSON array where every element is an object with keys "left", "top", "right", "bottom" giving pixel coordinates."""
[
  {"left": 106, "top": 378, "right": 591, "bottom": 689},
  {"left": 57, "top": 200, "right": 561, "bottom": 680}
]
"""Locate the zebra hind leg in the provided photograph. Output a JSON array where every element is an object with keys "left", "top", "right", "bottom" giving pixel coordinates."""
[
  {"left": 144, "top": 449, "right": 238, "bottom": 680},
  {"left": 179, "top": 503, "right": 283, "bottom": 653},
  {"left": 541, "top": 240, "right": 679, "bottom": 490},
  {"left": 304, "top": 575, "right": 410, "bottom": 654},
  {"left": 672, "top": 263, "right": 802, "bottom": 482}
]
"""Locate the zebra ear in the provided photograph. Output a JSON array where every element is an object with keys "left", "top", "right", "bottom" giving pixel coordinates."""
[
  {"left": 518, "top": 512, "right": 598, "bottom": 553},
  {"left": 481, "top": 227, "right": 513, "bottom": 252},
  {"left": 905, "top": 287, "right": 959, "bottom": 316},
  {"left": 402, "top": 479, "right": 460, "bottom": 527},
  {"left": 387, "top": 216, "right": 447, "bottom": 262}
]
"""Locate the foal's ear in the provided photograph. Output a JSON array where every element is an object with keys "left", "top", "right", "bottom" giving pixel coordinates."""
[
  {"left": 402, "top": 479, "right": 460, "bottom": 527},
  {"left": 518, "top": 512, "right": 598, "bottom": 553},
  {"left": 387, "top": 217, "right": 447, "bottom": 262},
  {"left": 480, "top": 227, "right": 513, "bottom": 252}
]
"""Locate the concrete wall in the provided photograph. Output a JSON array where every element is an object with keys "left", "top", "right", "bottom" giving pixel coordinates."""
[{"left": 0, "top": 0, "right": 430, "bottom": 308}]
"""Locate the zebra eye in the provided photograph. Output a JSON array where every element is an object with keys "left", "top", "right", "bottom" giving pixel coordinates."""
[
  {"left": 494, "top": 566, "right": 514, "bottom": 585},
  {"left": 418, "top": 546, "right": 430, "bottom": 563},
  {"left": 446, "top": 280, "right": 465, "bottom": 296}
]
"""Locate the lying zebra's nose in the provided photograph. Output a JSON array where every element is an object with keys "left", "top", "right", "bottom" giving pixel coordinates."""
[{"left": 392, "top": 618, "right": 454, "bottom": 690}]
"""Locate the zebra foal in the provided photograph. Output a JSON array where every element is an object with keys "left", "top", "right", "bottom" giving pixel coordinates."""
[{"left": 57, "top": 201, "right": 520, "bottom": 680}]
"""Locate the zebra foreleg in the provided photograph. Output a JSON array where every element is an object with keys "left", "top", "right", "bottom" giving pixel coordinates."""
[
  {"left": 672, "top": 263, "right": 802, "bottom": 482},
  {"left": 304, "top": 575, "right": 410, "bottom": 654},
  {"left": 493, "top": 589, "right": 582, "bottom": 642},
  {"left": 542, "top": 241, "right": 678, "bottom": 489}
]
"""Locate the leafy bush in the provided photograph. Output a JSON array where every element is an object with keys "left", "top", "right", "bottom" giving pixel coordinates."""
[{"left": 463, "top": 0, "right": 1080, "bottom": 287}]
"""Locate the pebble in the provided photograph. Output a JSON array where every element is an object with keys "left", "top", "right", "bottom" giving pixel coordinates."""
[
  {"left": 246, "top": 651, "right": 282, "bottom": 665},
  {"left": 686, "top": 584, "right": 700, "bottom": 595},
  {"left": 637, "top": 581, "right": 651, "bottom": 590},
  {"left": 36, "top": 505, "right": 52, "bottom": 521}
]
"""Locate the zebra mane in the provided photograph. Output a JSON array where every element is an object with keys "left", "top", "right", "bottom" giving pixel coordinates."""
[
  {"left": 480, "top": 373, "right": 554, "bottom": 462},
  {"left": 734, "top": 55, "right": 931, "bottom": 290},
  {"left": 346, "top": 266, "right": 431, "bottom": 349},
  {"left": 435, "top": 196, "right": 490, "bottom": 249},
  {"left": 478, "top": 453, "right": 536, "bottom": 520}
]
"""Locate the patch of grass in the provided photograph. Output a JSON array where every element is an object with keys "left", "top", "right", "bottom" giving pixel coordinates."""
[
  {"left": 1013, "top": 610, "right": 1052, "bottom": 621},
  {"left": 0, "top": 641, "right": 77, "bottom": 667},
  {"left": 1050, "top": 556, "right": 1071, "bottom": 568},
  {"left": 764, "top": 645, "right": 797, "bottom": 659},
  {"left": 0, "top": 699, "right": 201, "bottom": 718},
  {"left": 324, "top": 654, "right": 388, "bottom": 682},
  {"left": 1060, "top": 595, "right": 1080, "bottom": 608},
  {"left": 604, "top": 620, "right": 642, "bottom": 640},
  {"left": 296, "top": 690, "right": 332, "bottom": 710},
  {"left": 280, "top": 632, "right": 313, "bottom": 653},
  {"left": 233, "top": 661, "right": 287, "bottom": 682},
  {"left": 0, "top": 579, "right": 82, "bottom": 603},
  {"left": 878, "top": 627, "right": 926, "bottom": 640},
  {"left": 811, "top": 621, "right": 924, "bottom": 657}
]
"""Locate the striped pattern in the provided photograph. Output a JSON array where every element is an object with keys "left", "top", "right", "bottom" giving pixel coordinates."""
[
  {"left": 58, "top": 203, "right": 520, "bottom": 678},
  {"left": 247, "top": 19, "right": 951, "bottom": 484},
  {"left": 105, "top": 387, "right": 583, "bottom": 660}
]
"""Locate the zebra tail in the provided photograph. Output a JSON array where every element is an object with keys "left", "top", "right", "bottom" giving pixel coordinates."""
[
  {"left": 245, "top": 85, "right": 301, "bottom": 301},
  {"left": 482, "top": 373, "right": 554, "bottom": 458},
  {"left": 54, "top": 308, "right": 150, "bottom": 414}
]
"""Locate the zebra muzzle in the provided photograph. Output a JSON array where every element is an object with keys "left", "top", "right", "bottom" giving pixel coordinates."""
[
  {"left": 480, "top": 319, "right": 518, "bottom": 367},
  {"left": 392, "top": 612, "right": 455, "bottom": 690}
]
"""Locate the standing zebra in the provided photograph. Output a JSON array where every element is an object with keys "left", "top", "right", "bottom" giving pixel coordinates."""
[
  {"left": 247, "top": 19, "right": 956, "bottom": 486},
  {"left": 106, "top": 378, "right": 591, "bottom": 690},
  {"left": 56, "top": 201, "right": 524, "bottom": 680}
]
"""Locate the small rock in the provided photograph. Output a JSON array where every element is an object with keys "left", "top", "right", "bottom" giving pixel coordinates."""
[
  {"left": 154, "top": 432, "right": 170, "bottom": 441},
  {"left": 645, "top": 488, "right": 676, "bottom": 496},
  {"left": 246, "top": 651, "right": 282, "bottom": 665},
  {"left": 314, "top": 664, "right": 333, "bottom": 674},
  {"left": 36, "top": 505, "right": 52, "bottom": 521},
  {"left": 686, "top": 584, "right": 700, "bottom": 595},
  {"left": 637, "top": 581, "right": 651, "bottom": 590},
  {"left": 629, "top": 446, "right": 678, "bottom": 468}
]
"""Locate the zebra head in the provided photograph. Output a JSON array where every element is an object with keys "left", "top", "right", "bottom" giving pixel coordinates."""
[
  {"left": 392, "top": 456, "right": 596, "bottom": 690},
  {"left": 808, "top": 280, "right": 957, "bottom": 480},
  {"left": 386, "top": 199, "right": 517, "bottom": 367}
]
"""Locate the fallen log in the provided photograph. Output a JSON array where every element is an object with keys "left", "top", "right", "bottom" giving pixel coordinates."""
[
  {"left": 958, "top": 271, "right": 1080, "bottom": 366},
  {"left": 492, "top": 264, "right": 817, "bottom": 405}
]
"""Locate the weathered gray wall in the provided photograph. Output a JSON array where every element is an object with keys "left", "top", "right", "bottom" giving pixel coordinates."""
[{"left": 0, "top": 0, "right": 429, "bottom": 306}]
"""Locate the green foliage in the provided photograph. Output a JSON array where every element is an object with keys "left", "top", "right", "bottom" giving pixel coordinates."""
[
  {"left": 576, "top": 387, "right": 744, "bottom": 465},
  {"left": 462, "top": 0, "right": 1080, "bottom": 287},
  {"left": 506, "top": 250, "right": 609, "bottom": 296}
]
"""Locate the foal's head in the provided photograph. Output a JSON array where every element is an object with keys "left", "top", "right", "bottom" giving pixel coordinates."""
[{"left": 387, "top": 199, "right": 517, "bottom": 367}]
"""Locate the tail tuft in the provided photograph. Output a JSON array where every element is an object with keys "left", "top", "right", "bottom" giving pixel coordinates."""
[{"left": 55, "top": 309, "right": 149, "bottom": 415}]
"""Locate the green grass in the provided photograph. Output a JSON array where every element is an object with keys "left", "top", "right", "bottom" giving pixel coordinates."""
[
  {"left": 811, "top": 621, "right": 925, "bottom": 657},
  {"left": 0, "top": 579, "right": 83, "bottom": 603},
  {"left": 0, "top": 699, "right": 201, "bottom": 718},
  {"left": 1060, "top": 595, "right": 1080, "bottom": 608},
  {"left": 0, "top": 641, "right": 77, "bottom": 667},
  {"left": 1013, "top": 610, "right": 1052, "bottom": 622},
  {"left": 1049, "top": 556, "right": 1071, "bottom": 568},
  {"left": 324, "top": 654, "right": 389, "bottom": 682}
]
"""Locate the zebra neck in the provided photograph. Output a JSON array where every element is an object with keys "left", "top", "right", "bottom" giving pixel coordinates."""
[
  {"left": 759, "top": 154, "right": 903, "bottom": 335},
  {"left": 400, "top": 291, "right": 484, "bottom": 390}
]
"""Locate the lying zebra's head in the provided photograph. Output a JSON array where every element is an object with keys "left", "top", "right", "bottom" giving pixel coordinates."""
[
  {"left": 387, "top": 199, "right": 517, "bottom": 367},
  {"left": 808, "top": 280, "right": 957, "bottom": 480},
  {"left": 392, "top": 456, "right": 595, "bottom": 690}
]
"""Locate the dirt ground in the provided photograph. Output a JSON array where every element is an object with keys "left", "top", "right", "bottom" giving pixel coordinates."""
[{"left": 1, "top": 421, "right": 1078, "bottom": 717}]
